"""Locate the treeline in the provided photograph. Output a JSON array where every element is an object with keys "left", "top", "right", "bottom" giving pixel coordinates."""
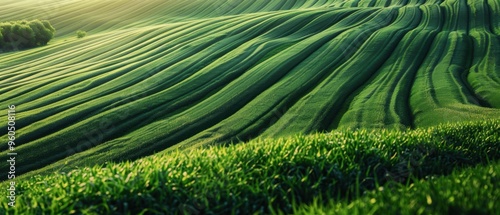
[{"left": 0, "top": 19, "right": 55, "bottom": 51}]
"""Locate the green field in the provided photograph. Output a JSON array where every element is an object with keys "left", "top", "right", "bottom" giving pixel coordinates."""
[
  {"left": 1, "top": 120, "right": 499, "bottom": 214},
  {"left": 0, "top": 0, "right": 499, "bottom": 214}
]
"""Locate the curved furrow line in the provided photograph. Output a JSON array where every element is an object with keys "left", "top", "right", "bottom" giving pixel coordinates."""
[
  {"left": 0, "top": 12, "right": 271, "bottom": 73},
  {"left": 269, "top": 0, "right": 300, "bottom": 11},
  {"left": 0, "top": 10, "right": 304, "bottom": 146},
  {"left": 266, "top": 0, "right": 297, "bottom": 16},
  {"left": 54, "top": 3, "right": 178, "bottom": 36},
  {"left": 467, "top": 34, "right": 500, "bottom": 107},
  {"left": 0, "top": 3, "right": 329, "bottom": 73},
  {"left": 43, "top": 9, "right": 310, "bottom": 107},
  {"left": 296, "top": 0, "right": 316, "bottom": 8},
  {"left": 261, "top": 7, "right": 403, "bottom": 136},
  {"left": 0, "top": 10, "right": 289, "bottom": 87},
  {"left": 0, "top": 30, "right": 121, "bottom": 66},
  {"left": 367, "top": 0, "right": 380, "bottom": 7},
  {"left": 215, "top": 0, "right": 266, "bottom": 15},
  {"left": 13, "top": 18, "right": 221, "bottom": 68},
  {"left": 170, "top": 9, "right": 386, "bottom": 147},
  {"left": 0, "top": 0, "right": 208, "bottom": 36},
  {"left": 0, "top": 0, "right": 344, "bottom": 35},
  {"left": 95, "top": 1, "right": 191, "bottom": 23},
  {"left": 289, "top": 0, "right": 306, "bottom": 9},
  {"left": 0, "top": 30, "right": 138, "bottom": 71},
  {"left": 282, "top": 1, "right": 297, "bottom": 10},
  {"left": 413, "top": 0, "right": 429, "bottom": 6},
  {"left": 82, "top": 9, "right": 340, "bottom": 117},
  {"left": 297, "top": 0, "right": 324, "bottom": 9},
  {"left": 193, "top": 0, "right": 246, "bottom": 17},
  {"left": 49, "top": 2, "right": 150, "bottom": 34},
  {"left": 0, "top": 14, "right": 265, "bottom": 86},
  {"left": 0, "top": 27, "right": 177, "bottom": 82},
  {"left": 410, "top": 31, "right": 499, "bottom": 126},
  {"left": 273, "top": 7, "right": 420, "bottom": 134},
  {"left": 337, "top": 4, "right": 440, "bottom": 129},
  {"left": 0, "top": 8, "right": 332, "bottom": 149},
  {"left": 375, "top": 0, "right": 392, "bottom": 7},
  {"left": 75, "top": 8, "right": 383, "bottom": 159},
  {"left": 356, "top": 0, "right": 373, "bottom": 7},
  {"left": 440, "top": 0, "right": 469, "bottom": 32},
  {"left": 0, "top": 0, "right": 19, "bottom": 7},
  {"left": 336, "top": 6, "right": 425, "bottom": 129},
  {"left": 333, "top": 0, "right": 349, "bottom": 7},
  {"left": 129, "top": 1, "right": 211, "bottom": 24},
  {"left": 281, "top": 0, "right": 300, "bottom": 11},
  {"left": 304, "top": 0, "right": 328, "bottom": 8},
  {"left": 0, "top": 1, "right": 131, "bottom": 36},
  {"left": 350, "top": 0, "right": 362, "bottom": 7},
  {"left": 0, "top": 0, "right": 50, "bottom": 19},
  {"left": 0, "top": 58, "right": 158, "bottom": 102},
  {"left": 487, "top": 0, "right": 500, "bottom": 35},
  {"left": 469, "top": 0, "right": 495, "bottom": 34},
  {"left": 0, "top": 20, "right": 237, "bottom": 102},
  {"left": 0, "top": 27, "right": 171, "bottom": 75},
  {"left": 0, "top": 0, "right": 289, "bottom": 38},
  {"left": 0, "top": 8, "right": 371, "bottom": 174},
  {"left": 236, "top": 1, "right": 267, "bottom": 14},
  {"left": 410, "top": 1, "right": 496, "bottom": 113},
  {"left": 407, "top": 0, "right": 418, "bottom": 5},
  {"left": 392, "top": 0, "right": 409, "bottom": 7},
  {"left": 214, "top": 0, "right": 270, "bottom": 15},
  {"left": 411, "top": 33, "right": 447, "bottom": 113},
  {"left": 420, "top": 0, "right": 436, "bottom": 4},
  {"left": 467, "top": 0, "right": 500, "bottom": 108}
]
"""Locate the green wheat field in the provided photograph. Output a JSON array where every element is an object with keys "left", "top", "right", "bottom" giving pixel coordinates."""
[{"left": 0, "top": 0, "right": 499, "bottom": 214}]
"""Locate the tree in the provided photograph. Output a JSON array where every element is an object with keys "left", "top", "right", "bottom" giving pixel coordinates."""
[
  {"left": 29, "top": 20, "right": 49, "bottom": 46},
  {"left": 11, "top": 23, "right": 35, "bottom": 49},
  {"left": 0, "top": 31, "right": 3, "bottom": 49},
  {"left": 76, "top": 30, "right": 87, "bottom": 38},
  {"left": 41, "top": 20, "right": 55, "bottom": 33},
  {"left": 0, "top": 22, "right": 13, "bottom": 50},
  {"left": 0, "top": 22, "right": 12, "bottom": 39},
  {"left": 0, "top": 19, "right": 55, "bottom": 51}
]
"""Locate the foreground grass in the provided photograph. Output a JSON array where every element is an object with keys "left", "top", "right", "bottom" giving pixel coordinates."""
[
  {"left": 1, "top": 120, "right": 499, "bottom": 214},
  {"left": 294, "top": 162, "right": 499, "bottom": 215}
]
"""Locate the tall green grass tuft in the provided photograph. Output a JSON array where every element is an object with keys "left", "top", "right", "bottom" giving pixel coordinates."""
[
  {"left": 76, "top": 30, "right": 87, "bottom": 38},
  {"left": 1, "top": 120, "right": 499, "bottom": 214},
  {"left": 293, "top": 162, "right": 499, "bottom": 215}
]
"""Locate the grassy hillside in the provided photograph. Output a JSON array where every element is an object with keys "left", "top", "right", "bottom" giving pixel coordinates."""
[
  {"left": 0, "top": 120, "right": 498, "bottom": 214},
  {"left": 0, "top": 0, "right": 499, "bottom": 180}
]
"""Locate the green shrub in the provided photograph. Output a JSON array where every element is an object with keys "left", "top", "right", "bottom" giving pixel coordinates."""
[
  {"left": 29, "top": 20, "right": 54, "bottom": 45},
  {"left": 76, "top": 30, "right": 87, "bottom": 38},
  {"left": 0, "top": 19, "right": 55, "bottom": 51}
]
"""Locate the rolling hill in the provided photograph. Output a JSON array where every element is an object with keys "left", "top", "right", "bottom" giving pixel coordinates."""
[{"left": 0, "top": 0, "right": 499, "bottom": 183}]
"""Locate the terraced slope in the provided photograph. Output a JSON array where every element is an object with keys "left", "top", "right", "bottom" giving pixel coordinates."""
[{"left": 0, "top": 0, "right": 499, "bottom": 178}]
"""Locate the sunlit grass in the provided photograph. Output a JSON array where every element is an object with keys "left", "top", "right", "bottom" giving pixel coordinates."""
[
  {"left": 1, "top": 120, "right": 498, "bottom": 214},
  {"left": 293, "top": 162, "right": 499, "bottom": 215}
]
